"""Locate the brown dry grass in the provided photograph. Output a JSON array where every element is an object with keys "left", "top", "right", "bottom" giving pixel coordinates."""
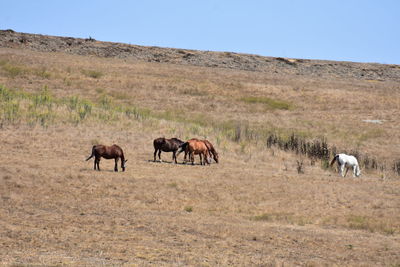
[
  {"left": 1, "top": 48, "right": 400, "bottom": 266},
  {"left": 1, "top": 48, "right": 399, "bottom": 160}
]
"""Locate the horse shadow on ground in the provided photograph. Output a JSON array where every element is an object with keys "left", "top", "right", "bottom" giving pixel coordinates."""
[
  {"left": 147, "top": 159, "right": 212, "bottom": 166},
  {"left": 80, "top": 168, "right": 124, "bottom": 172}
]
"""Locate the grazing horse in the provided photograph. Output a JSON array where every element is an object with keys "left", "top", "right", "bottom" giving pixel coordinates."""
[
  {"left": 153, "top": 137, "right": 184, "bottom": 163},
  {"left": 178, "top": 139, "right": 210, "bottom": 165},
  {"left": 330, "top": 153, "right": 361, "bottom": 177},
  {"left": 86, "top": 144, "right": 127, "bottom": 172},
  {"left": 178, "top": 139, "right": 219, "bottom": 164}
]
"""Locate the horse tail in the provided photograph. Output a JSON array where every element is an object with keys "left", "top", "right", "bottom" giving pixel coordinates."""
[
  {"left": 153, "top": 139, "right": 158, "bottom": 149},
  {"left": 330, "top": 154, "right": 339, "bottom": 167},
  {"left": 86, "top": 146, "right": 96, "bottom": 161}
]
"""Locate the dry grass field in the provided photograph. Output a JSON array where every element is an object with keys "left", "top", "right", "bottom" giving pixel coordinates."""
[{"left": 1, "top": 33, "right": 400, "bottom": 266}]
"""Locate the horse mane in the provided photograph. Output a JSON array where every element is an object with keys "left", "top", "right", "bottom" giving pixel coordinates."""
[{"left": 209, "top": 144, "right": 217, "bottom": 155}]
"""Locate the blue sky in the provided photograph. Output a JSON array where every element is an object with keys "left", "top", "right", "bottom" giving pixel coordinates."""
[{"left": 1, "top": 1, "right": 399, "bottom": 64}]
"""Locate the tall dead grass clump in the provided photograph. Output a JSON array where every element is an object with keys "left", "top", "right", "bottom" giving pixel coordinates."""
[{"left": 393, "top": 160, "right": 400, "bottom": 176}]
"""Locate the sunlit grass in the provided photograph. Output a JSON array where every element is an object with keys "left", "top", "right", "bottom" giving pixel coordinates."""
[
  {"left": 0, "top": 60, "right": 51, "bottom": 79},
  {"left": 240, "top": 96, "right": 293, "bottom": 110}
]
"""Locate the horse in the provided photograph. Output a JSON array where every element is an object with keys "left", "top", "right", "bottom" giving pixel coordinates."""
[
  {"left": 178, "top": 139, "right": 210, "bottom": 165},
  {"left": 179, "top": 139, "right": 218, "bottom": 163},
  {"left": 86, "top": 144, "right": 127, "bottom": 172},
  {"left": 153, "top": 137, "right": 184, "bottom": 163},
  {"left": 177, "top": 138, "right": 215, "bottom": 164},
  {"left": 330, "top": 153, "right": 361, "bottom": 177}
]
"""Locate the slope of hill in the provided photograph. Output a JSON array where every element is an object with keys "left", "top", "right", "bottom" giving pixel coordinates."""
[
  {"left": 1, "top": 29, "right": 400, "bottom": 81},
  {"left": 1, "top": 30, "right": 400, "bottom": 266}
]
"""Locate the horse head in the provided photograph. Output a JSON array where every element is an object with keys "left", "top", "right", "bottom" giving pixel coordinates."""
[
  {"left": 356, "top": 167, "right": 361, "bottom": 177},
  {"left": 122, "top": 159, "right": 128, "bottom": 172},
  {"left": 213, "top": 153, "right": 219, "bottom": 163}
]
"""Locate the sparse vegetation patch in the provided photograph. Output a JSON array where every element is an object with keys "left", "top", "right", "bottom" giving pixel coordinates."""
[
  {"left": 241, "top": 96, "right": 292, "bottom": 110},
  {"left": 81, "top": 69, "right": 103, "bottom": 79},
  {"left": 252, "top": 212, "right": 311, "bottom": 226}
]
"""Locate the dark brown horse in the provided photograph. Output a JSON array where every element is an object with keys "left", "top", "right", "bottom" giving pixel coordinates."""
[
  {"left": 86, "top": 144, "right": 127, "bottom": 172},
  {"left": 153, "top": 137, "right": 184, "bottom": 163}
]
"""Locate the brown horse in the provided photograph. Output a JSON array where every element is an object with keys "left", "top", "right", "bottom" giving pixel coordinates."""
[
  {"left": 153, "top": 137, "right": 184, "bottom": 163},
  {"left": 178, "top": 139, "right": 219, "bottom": 164},
  {"left": 178, "top": 139, "right": 210, "bottom": 165},
  {"left": 86, "top": 144, "right": 127, "bottom": 172}
]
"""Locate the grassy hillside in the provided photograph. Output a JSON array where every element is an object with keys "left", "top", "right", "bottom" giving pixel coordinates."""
[
  {"left": 1, "top": 32, "right": 400, "bottom": 265},
  {"left": 1, "top": 43, "right": 399, "bottom": 172}
]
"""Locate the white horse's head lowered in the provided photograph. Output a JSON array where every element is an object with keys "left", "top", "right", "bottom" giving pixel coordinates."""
[{"left": 330, "top": 153, "right": 361, "bottom": 177}]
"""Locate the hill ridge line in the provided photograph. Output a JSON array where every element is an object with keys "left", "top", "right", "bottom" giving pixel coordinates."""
[{"left": 1, "top": 29, "right": 400, "bottom": 81}]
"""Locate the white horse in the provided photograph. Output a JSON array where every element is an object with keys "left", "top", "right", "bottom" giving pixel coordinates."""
[{"left": 330, "top": 153, "right": 361, "bottom": 177}]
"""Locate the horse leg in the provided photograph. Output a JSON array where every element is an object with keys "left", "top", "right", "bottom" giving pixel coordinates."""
[
  {"left": 344, "top": 166, "right": 349, "bottom": 177},
  {"left": 199, "top": 154, "right": 203, "bottom": 165},
  {"left": 340, "top": 164, "right": 345, "bottom": 177},
  {"left": 94, "top": 158, "right": 97, "bottom": 170},
  {"left": 154, "top": 149, "right": 157, "bottom": 162},
  {"left": 204, "top": 152, "right": 210, "bottom": 165},
  {"left": 158, "top": 150, "right": 162, "bottom": 162},
  {"left": 173, "top": 151, "right": 177, "bottom": 164},
  {"left": 96, "top": 158, "right": 101, "bottom": 171},
  {"left": 114, "top": 158, "right": 119, "bottom": 172},
  {"left": 191, "top": 152, "right": 195, "bottom": 165},
  {"left": 352, "top": 166, "right": 357, "bottom": 177}
]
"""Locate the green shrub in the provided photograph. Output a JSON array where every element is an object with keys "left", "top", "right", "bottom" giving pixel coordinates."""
[
  {"left": 184, "top": 206, "right": 193, "bottom": 212},
  {"left": 33, "top": 86, "right": 53, "bottom": 108},
  {"left": 78, "top": 101, "right": 92, "bottom": 120},
  {"left": 2, "top": 101, "right": 20, "bottom": 122}
]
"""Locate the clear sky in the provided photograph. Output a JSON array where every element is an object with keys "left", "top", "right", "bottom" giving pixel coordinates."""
[{"left": 1, "top": 1, "right": 399, "bottom": 64}]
